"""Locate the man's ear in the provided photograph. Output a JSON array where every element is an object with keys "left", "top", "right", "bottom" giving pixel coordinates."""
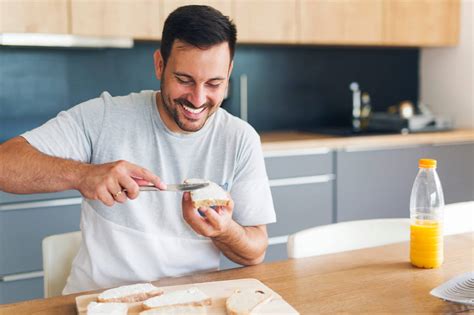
[{"left": 153, "top": 50, "right": 164, "bottom": 79}]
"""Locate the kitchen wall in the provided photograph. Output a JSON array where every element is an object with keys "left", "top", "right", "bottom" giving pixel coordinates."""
[
  {"left": 420, "top": 0, "right": 473, "bottom": 129},
  {"left": 0, "top": 44, "right": 418, "bottom": 142}
]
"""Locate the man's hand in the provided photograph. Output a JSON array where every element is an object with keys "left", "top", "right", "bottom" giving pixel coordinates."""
[
  {"left": 182, "top": 192, "right": 268, "bottom": 265},
  {"left": 76, "top": 160, "right": 166, "bottom": 206},
  {"left": 182, "top": 192, "right": 234, "bottom": 238}
]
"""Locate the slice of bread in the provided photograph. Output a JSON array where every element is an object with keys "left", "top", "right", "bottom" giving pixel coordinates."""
[
  {"left": 142, "top": 287, "right": 211, "bottom": 310},
  {"left": 97, "top": 283, "right": 163, "bottom": 303},
  {"left": 139, "top": 305, "right": 207, "bottom": 315},
  {"left": 87, "top": 301, "right": 128, "bottom": 315},
  {"left": 184, "top": 178, "right": 230, "bottom": 208},
  {"left": 226, "top": 288, "right": 272, "bottom": 315}
]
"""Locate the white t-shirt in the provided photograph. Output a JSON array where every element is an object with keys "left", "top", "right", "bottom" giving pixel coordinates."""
[{"left": 22, "top": 90, "right": 276, "bottom": 293}]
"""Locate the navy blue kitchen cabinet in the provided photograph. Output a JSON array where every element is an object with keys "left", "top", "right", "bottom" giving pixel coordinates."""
[
  {"left": 336, "top": 142, "right": 474, "bottom": 222},
  {"left": 0, "top": 191, "right": 81, "bottom": 304}
]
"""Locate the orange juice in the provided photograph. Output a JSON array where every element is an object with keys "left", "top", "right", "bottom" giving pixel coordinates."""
[{"left": 410, "top": 220, "right": 443, "bottom": 268}]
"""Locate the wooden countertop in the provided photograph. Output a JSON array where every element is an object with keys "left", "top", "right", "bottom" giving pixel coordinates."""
[
  {"left": 260, "top": 129, "right": 474, "bottom": 152},
  {"left": 1, "top": 233, "right": 472, "bottom": 314}
]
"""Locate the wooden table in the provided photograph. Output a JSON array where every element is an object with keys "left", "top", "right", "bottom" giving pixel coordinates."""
[{"left": 1, "top": 233, "right": 473, "bottom": 315}]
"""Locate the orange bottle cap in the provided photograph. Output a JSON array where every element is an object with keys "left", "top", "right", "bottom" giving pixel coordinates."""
[{"left": 419, "top": 158, "right": 437, "bottom": 168}]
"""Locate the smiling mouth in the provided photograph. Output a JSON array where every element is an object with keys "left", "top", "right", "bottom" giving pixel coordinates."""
[{"left": 180, "top": 103, "right": 206, "bottom": 114}]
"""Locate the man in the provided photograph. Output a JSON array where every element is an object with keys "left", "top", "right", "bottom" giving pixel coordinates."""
[{"left": 0, "top": 5, "right": 275, "bottom": 293}]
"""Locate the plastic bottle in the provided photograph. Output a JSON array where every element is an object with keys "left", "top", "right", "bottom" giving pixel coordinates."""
[{"left": 410, "top": 158, "right": 445, "bottom": 268}]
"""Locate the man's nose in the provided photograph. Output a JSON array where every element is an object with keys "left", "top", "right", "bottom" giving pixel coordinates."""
[{"left": 189, "top": 85, "right": 207, "bottom": 107}]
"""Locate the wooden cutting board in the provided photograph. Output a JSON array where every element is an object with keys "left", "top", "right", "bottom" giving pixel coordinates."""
[{"left": 76, "top": 278, "right": 299, "bottom": 314}]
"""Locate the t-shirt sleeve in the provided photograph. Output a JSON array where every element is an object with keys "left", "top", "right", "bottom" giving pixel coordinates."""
[
  {"left": 21, "top": 97, "right": 105, "bottom": 163},
  {"left": 230, "top": 128, "right": 276, "bottom": 227}
]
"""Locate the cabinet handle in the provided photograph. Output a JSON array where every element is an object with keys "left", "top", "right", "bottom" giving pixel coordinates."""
[
  {"left": 0, "top": 270, "right": 43, "bottom": 282},
  {"left": 268, "top": 235, "right": 289, "bottom": 245},
  {"left": 431, "top": 141, "right": 474, "bottom": 147},
  {"left": 0, "top": 197, "right": 82, "bottom": 212},
  {"left": 269, "top": 174, "right": 335, "bottom": 187},
  {"left": 343, "top": 144, "right": 423, "bottom": 152},
  {"left": 240, "top": 74, "right": 248, "bottom": 122},
  {"left": 264, "top": 147, "right": 331, "bottom": 158}
]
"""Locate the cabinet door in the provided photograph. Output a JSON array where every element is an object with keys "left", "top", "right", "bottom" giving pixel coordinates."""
[
  {"left": 426, "top": 142, "right": 474, "bottom": 204},
  {"left": 269, "top": 182, "right": 333, "bottom": 237},
  {"left": 383, "top": 0, "right": 460, "bottom": 46},
  {"left": 264, "top": 151, "right": 334, "bottom": 236},
  {"left": 265, "top": 151, "right": 333, "bottom": 179},
  {"left": 337, "top": 145, "right": 427, "bottom": 222},
  {"left": 70, "top": 0, "right": 161, "bottom": 39},
  {"left": 0, "top": 276, "right": 43, "bottom": 304},
  {"left": 0, "top": 0, "right": 68, "bottom": 34},
  {"left": 299, "top": 0, "right": 383, "bottom": 45},
  {"left": 234, "top": 0, "right": 297, "bottom": 44},
  {"left": 161, "top": 1, "right": 232, "bottom": 21},
  {"left": 0, "top": 204, "right": 81, "bottom": 275}
]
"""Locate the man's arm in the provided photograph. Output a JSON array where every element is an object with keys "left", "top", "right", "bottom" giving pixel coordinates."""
[
  {"left": 212, "top": 222, "right": 268, "bottom": 265},
  {"left": 0, "top": 137, "right": 165, "bottom": 205},
  {"left": 182, "top": 192, "right": 268, "bottom": 265},
  {"left": 0, "top": 137, "right": 88, "bottom": 194}
]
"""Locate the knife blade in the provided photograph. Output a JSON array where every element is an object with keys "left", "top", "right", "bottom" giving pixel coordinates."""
[{"left": 136, "top": 182, "right": 209, "bottom": 192}]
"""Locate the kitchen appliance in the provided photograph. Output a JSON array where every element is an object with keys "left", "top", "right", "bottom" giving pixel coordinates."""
[{"left": 368, "top": 101, "right": 454, "bottom": 134}]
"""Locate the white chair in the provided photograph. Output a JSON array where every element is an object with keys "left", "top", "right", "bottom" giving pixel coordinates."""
[
  {"left": 443, "top": 201, "right": 474, "bottom": 235},
  {"left": 287, "top": 218, "right": 410, "bottom": 259},
  {"left": 42, "top": 231, "right": 82, "bottom": 298}
]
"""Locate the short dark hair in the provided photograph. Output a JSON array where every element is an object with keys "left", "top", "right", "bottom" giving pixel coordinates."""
[{"left": 160, "top": 5, "right": 237, "bottom": 65}]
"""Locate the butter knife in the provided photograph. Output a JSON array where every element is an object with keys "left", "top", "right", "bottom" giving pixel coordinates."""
[{"left": 136, "top": 182, "right": 209, "bottom": 192}]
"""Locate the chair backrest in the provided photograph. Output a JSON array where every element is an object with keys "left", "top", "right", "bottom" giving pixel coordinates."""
[
  {"left": 42, "top": 231, "right": 81, "bottom": 298},
  {"left": 287, "top": 218, "right": 410, "bottom": 259},
  {"left": 444, "top": 201, "right": 474, "bottom": 235}
]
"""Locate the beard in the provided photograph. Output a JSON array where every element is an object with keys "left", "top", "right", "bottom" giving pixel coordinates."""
[{"left": 159, "top": 78, "right": 218, "bottom": 133}]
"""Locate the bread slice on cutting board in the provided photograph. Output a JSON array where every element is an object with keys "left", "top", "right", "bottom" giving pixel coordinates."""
[
  {"left": 184, "top": 179, "right": 230, "bottom": 208},
  {"left": 97, "top": 283, "right": 163, "bottom": 303},
  {"left": 139, "top": 305, "right": 207, "bottom": 315},
  {"left": 87, "top": 301, "right": 128, "bottom": 315},
  {"left": 142, "top": 287, "right": 211, "bottom": 310},
  {"left": 226, "top": 288, "right": 273, "bottom": 315}
]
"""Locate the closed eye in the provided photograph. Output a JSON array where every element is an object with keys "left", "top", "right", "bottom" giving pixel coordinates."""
[
  {"left": 207, "top": 80, "right": 223, "bottom": 88},
  {"left": 176, "top": 76, "right": 193, "bottom": 85},
  {"left": 207, "top": 82, "right": 222, "bottom": 88}
]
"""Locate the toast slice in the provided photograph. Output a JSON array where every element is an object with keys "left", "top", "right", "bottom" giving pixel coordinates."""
[
  {"left": 97, "top": 283, "right": 163, "bottom": 303},
  {"left": 139, "top": 305, "right": 207, "bottom": 315},
  {"left": 142, "top": 287, "right": 211, "bottom": 310},
  {"left": 226, "top": 288, "right": 272, "bottom": 315},
  {"left": 184, "top": 179, "right": 230, "bottom": 208},
  {"left": 87, "top": 301, "right": 128, "bottom": 315}
]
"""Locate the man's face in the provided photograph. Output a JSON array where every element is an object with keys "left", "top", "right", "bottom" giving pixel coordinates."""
[{"left": 154, "top": 40, "right": 233, "bottom": 133}]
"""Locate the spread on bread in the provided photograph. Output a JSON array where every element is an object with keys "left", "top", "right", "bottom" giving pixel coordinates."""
[
  {"left": 184, "top": 178, "right": 230, "bottom": 208},
  {"left": 143, "top": 287, "right": 211, "bottom": 310},
  {"left": 97, "top": 283, "right": 163, "bottom": 303},
  {"left": 85, "top": 283, "right": 277, "bottom": 315}
]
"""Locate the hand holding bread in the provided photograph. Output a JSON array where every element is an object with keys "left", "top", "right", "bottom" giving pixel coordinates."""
[{"left": 181, "top": 179, "right": 234, "bottom": 239}]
